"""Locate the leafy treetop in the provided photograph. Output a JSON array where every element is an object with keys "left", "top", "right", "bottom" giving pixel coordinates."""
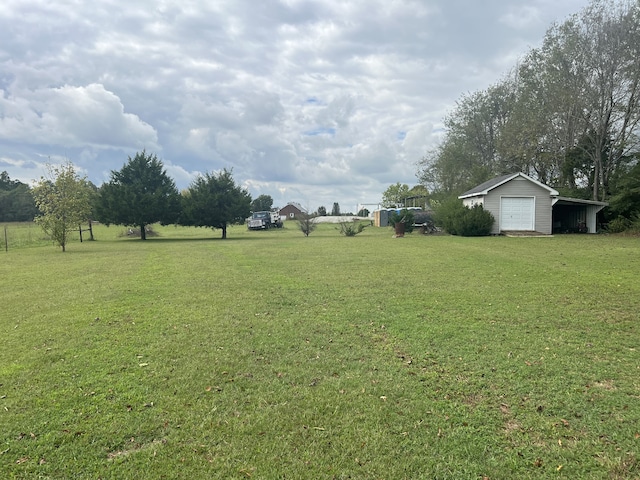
[{"left": 251, "top": 194, "right": 273, "bottom": 212}]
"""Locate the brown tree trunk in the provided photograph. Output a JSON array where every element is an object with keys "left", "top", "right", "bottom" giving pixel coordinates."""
[{"left": 140, "top": 224, "right": 147, "bottom": 240}]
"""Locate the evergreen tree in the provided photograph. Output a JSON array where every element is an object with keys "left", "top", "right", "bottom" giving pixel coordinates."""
[
  {"left": 181, "top": 169, "right": 251, "bottom": 239},
  {"left": 97, "top": 151, "right": 180, "bottom": 240}
]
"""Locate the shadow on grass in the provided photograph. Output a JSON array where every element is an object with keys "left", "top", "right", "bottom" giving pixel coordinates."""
[{"left": 114, "top": 235, "right": 274, "bottom": 243}]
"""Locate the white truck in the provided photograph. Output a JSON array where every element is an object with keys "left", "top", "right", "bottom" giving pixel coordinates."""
[{"left": 247, "top": 211, "right": 283, "bottom": 230}]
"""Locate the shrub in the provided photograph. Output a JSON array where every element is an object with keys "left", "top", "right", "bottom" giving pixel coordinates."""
[
  {"left": 607, "top": 216, "right": 631, "bottom": 233},
  {"left": 433, "top": 198, "right": 465, "bottom": 234},
  {"left": 608, "top": 214, "right": 640, "bottom": 234},
  {"left": 388, "top": 209, "right": 415, "bottom": 234},
  {"left": 337, "top": 220, "right": 369, "bottom": 236},
  {"left": 296, "top": 212, "right": 317, "bottom": 237},
  {"left": 434, "top": 199, "right": 494, "bottom": 236}
]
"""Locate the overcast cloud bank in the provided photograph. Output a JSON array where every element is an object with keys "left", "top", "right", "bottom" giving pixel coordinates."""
[{"left": 0, "top": 0, "right": 592, "bottom": 211}]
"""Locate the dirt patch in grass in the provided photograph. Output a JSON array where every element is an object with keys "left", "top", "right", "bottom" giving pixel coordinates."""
[{"left": 107, "top": 438, "right": 166, "bottom": 460}]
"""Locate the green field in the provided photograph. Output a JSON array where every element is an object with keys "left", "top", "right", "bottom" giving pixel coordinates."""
[{"left": 1, "top": 223, "right": 639, "bottom": 479}]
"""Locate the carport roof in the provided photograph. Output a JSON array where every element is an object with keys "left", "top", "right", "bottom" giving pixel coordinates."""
[{"left": 552, "top": 196, "right": 608, "bottom": 208}]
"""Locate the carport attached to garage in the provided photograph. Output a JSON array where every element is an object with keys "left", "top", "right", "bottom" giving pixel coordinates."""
[{"left": 552, "top": 197, "right": 608, "bottom": 233}]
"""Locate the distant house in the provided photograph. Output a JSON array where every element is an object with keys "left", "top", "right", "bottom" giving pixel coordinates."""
[
  {"left": 459, "top": 173, "right": 608, "bottom": 234},
  {"left": 279, "top": 202, "right": 307, "bottom": 220}
]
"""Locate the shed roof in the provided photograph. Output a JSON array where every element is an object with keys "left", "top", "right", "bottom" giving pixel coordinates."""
[{"left": 459, "top": 172, "right": 559, "bottom": 199}]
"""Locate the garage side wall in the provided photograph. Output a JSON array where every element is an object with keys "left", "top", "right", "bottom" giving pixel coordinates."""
[{"left": 483, "top": 177, "right": 553, "bottom": 234}]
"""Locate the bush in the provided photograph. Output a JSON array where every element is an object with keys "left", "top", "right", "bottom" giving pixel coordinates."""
[
  {"left": 388, "top": 209, "right": 415, "bottom": 234},
  {"left": 433, "top": 198, "right": 464, "bottom": 234},
  {"left": 608, "top": 214, "right": 640, "bottom": 234},
  {"left": 607, "top": 216, "right": 631, "bottom": 233},
  {"left": 459, "top": 204, "right": 495, "bottom": 236},
  {"left": 296, "top": 213, "right": 317, "bottom": 237},
  {"left": 434, "top": 199, "right": 494, "bottom": 236},
  {"left": 337, "top": 220, "right": 368, "bottom": 236}
]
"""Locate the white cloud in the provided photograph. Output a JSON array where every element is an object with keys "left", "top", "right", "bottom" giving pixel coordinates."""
[
  {"left": 0, "top": 83, "right": 158, "bottom": 150},
  {"left": 499, "top": 6, "right": 543, "bottom": 30},
  {"left": 0, "top": 0, "right": 594, "bottom": 208}
]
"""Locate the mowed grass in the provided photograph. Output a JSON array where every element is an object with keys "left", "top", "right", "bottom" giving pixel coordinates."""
[
  {"left": 0, "top": 223, "right": 52, "bottom": 250},
  {"left": 1, "top": 223, "right": 639, "bottom": 479}
]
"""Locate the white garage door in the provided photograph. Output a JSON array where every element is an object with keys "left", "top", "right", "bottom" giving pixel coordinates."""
[{"left": 500, "top": 197, "right": 534, "bottom": 231}]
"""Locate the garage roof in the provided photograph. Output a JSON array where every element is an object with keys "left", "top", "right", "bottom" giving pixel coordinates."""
[{"left": 459, "top": 172, "right": 559, "bottom": 199}]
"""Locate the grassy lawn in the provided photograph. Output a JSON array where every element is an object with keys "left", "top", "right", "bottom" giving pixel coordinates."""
[{"left": 1, "top": 222, "right": 639, "bottom": 479}]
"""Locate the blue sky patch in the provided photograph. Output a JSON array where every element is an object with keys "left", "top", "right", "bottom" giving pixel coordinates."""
[{"left": 304, "top": 127, "right": 336, "bottom": 137}]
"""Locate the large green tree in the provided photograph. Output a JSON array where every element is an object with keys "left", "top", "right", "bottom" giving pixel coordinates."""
[
  {"left": 181, "top": 169, "right": 251, "bottom": 239},
  {"left": 250, "top": 194, "right": 273, "bottom": 212},
  {"left": 32, "top": 162, "right": 92, "bottom": 252},
  {"left": 521, "top": 0, "right": 640, "bottom": 200},
  {"left": 381, "top": 182, "right": 410, "bottom": 207},
  {"left": 97, "top": 151, "right": 180, "bottom": 240}
]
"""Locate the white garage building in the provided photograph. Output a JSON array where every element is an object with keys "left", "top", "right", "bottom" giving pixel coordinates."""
[{"left": 459, "top": 173, "right": 608, "bottom": 234}]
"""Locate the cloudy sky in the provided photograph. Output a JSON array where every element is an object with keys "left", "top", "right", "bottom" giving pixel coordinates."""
[{"left": 0, "top": 0, "right": 592, "bottom": 212}]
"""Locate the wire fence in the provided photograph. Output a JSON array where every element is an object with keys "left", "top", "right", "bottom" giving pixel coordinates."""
[
  {"left": 2, "top": 222, "right": 99, "bottom": 252},
  {"left": 1, "top": 222, "right": 55, "bottom": 251}
]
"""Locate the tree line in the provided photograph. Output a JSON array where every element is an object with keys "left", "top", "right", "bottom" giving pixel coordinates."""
[
  {"left": 0, "top": 171, "right": 39, "bottom": 222},
  {"left": 418, "top": 0, "right": 640, "bottom": 224},
  {"left": 26, "top": 151, "right": 253, "bottom": 251}
]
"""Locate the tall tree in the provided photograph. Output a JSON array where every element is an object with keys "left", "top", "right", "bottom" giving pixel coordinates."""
[
  {"left": 0, "top": 171, "right": 20, "bottom": 190},
  {"left": 418, "top": 80, "right": 517, "bottom": 195},
  {"left": 181, "top": 169, "right": 251, "bottom": 239},
  {"left": 97, "top": 151, "right": 180, "bottom": 240},
  {"left": 526, "top": 0, "right": 640, "bottom": 200},
  {"left": 381, "top": 182, "right": 410, "bottom": 207},
  {"left": 32, "top": 162, "right": 92, "bottom": 252},
  {"left": 250, "top": 194, "right": 273, "bottom": 212},
  {"left": 331, "top": 202, "right": 341, "bottom": 216}
]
